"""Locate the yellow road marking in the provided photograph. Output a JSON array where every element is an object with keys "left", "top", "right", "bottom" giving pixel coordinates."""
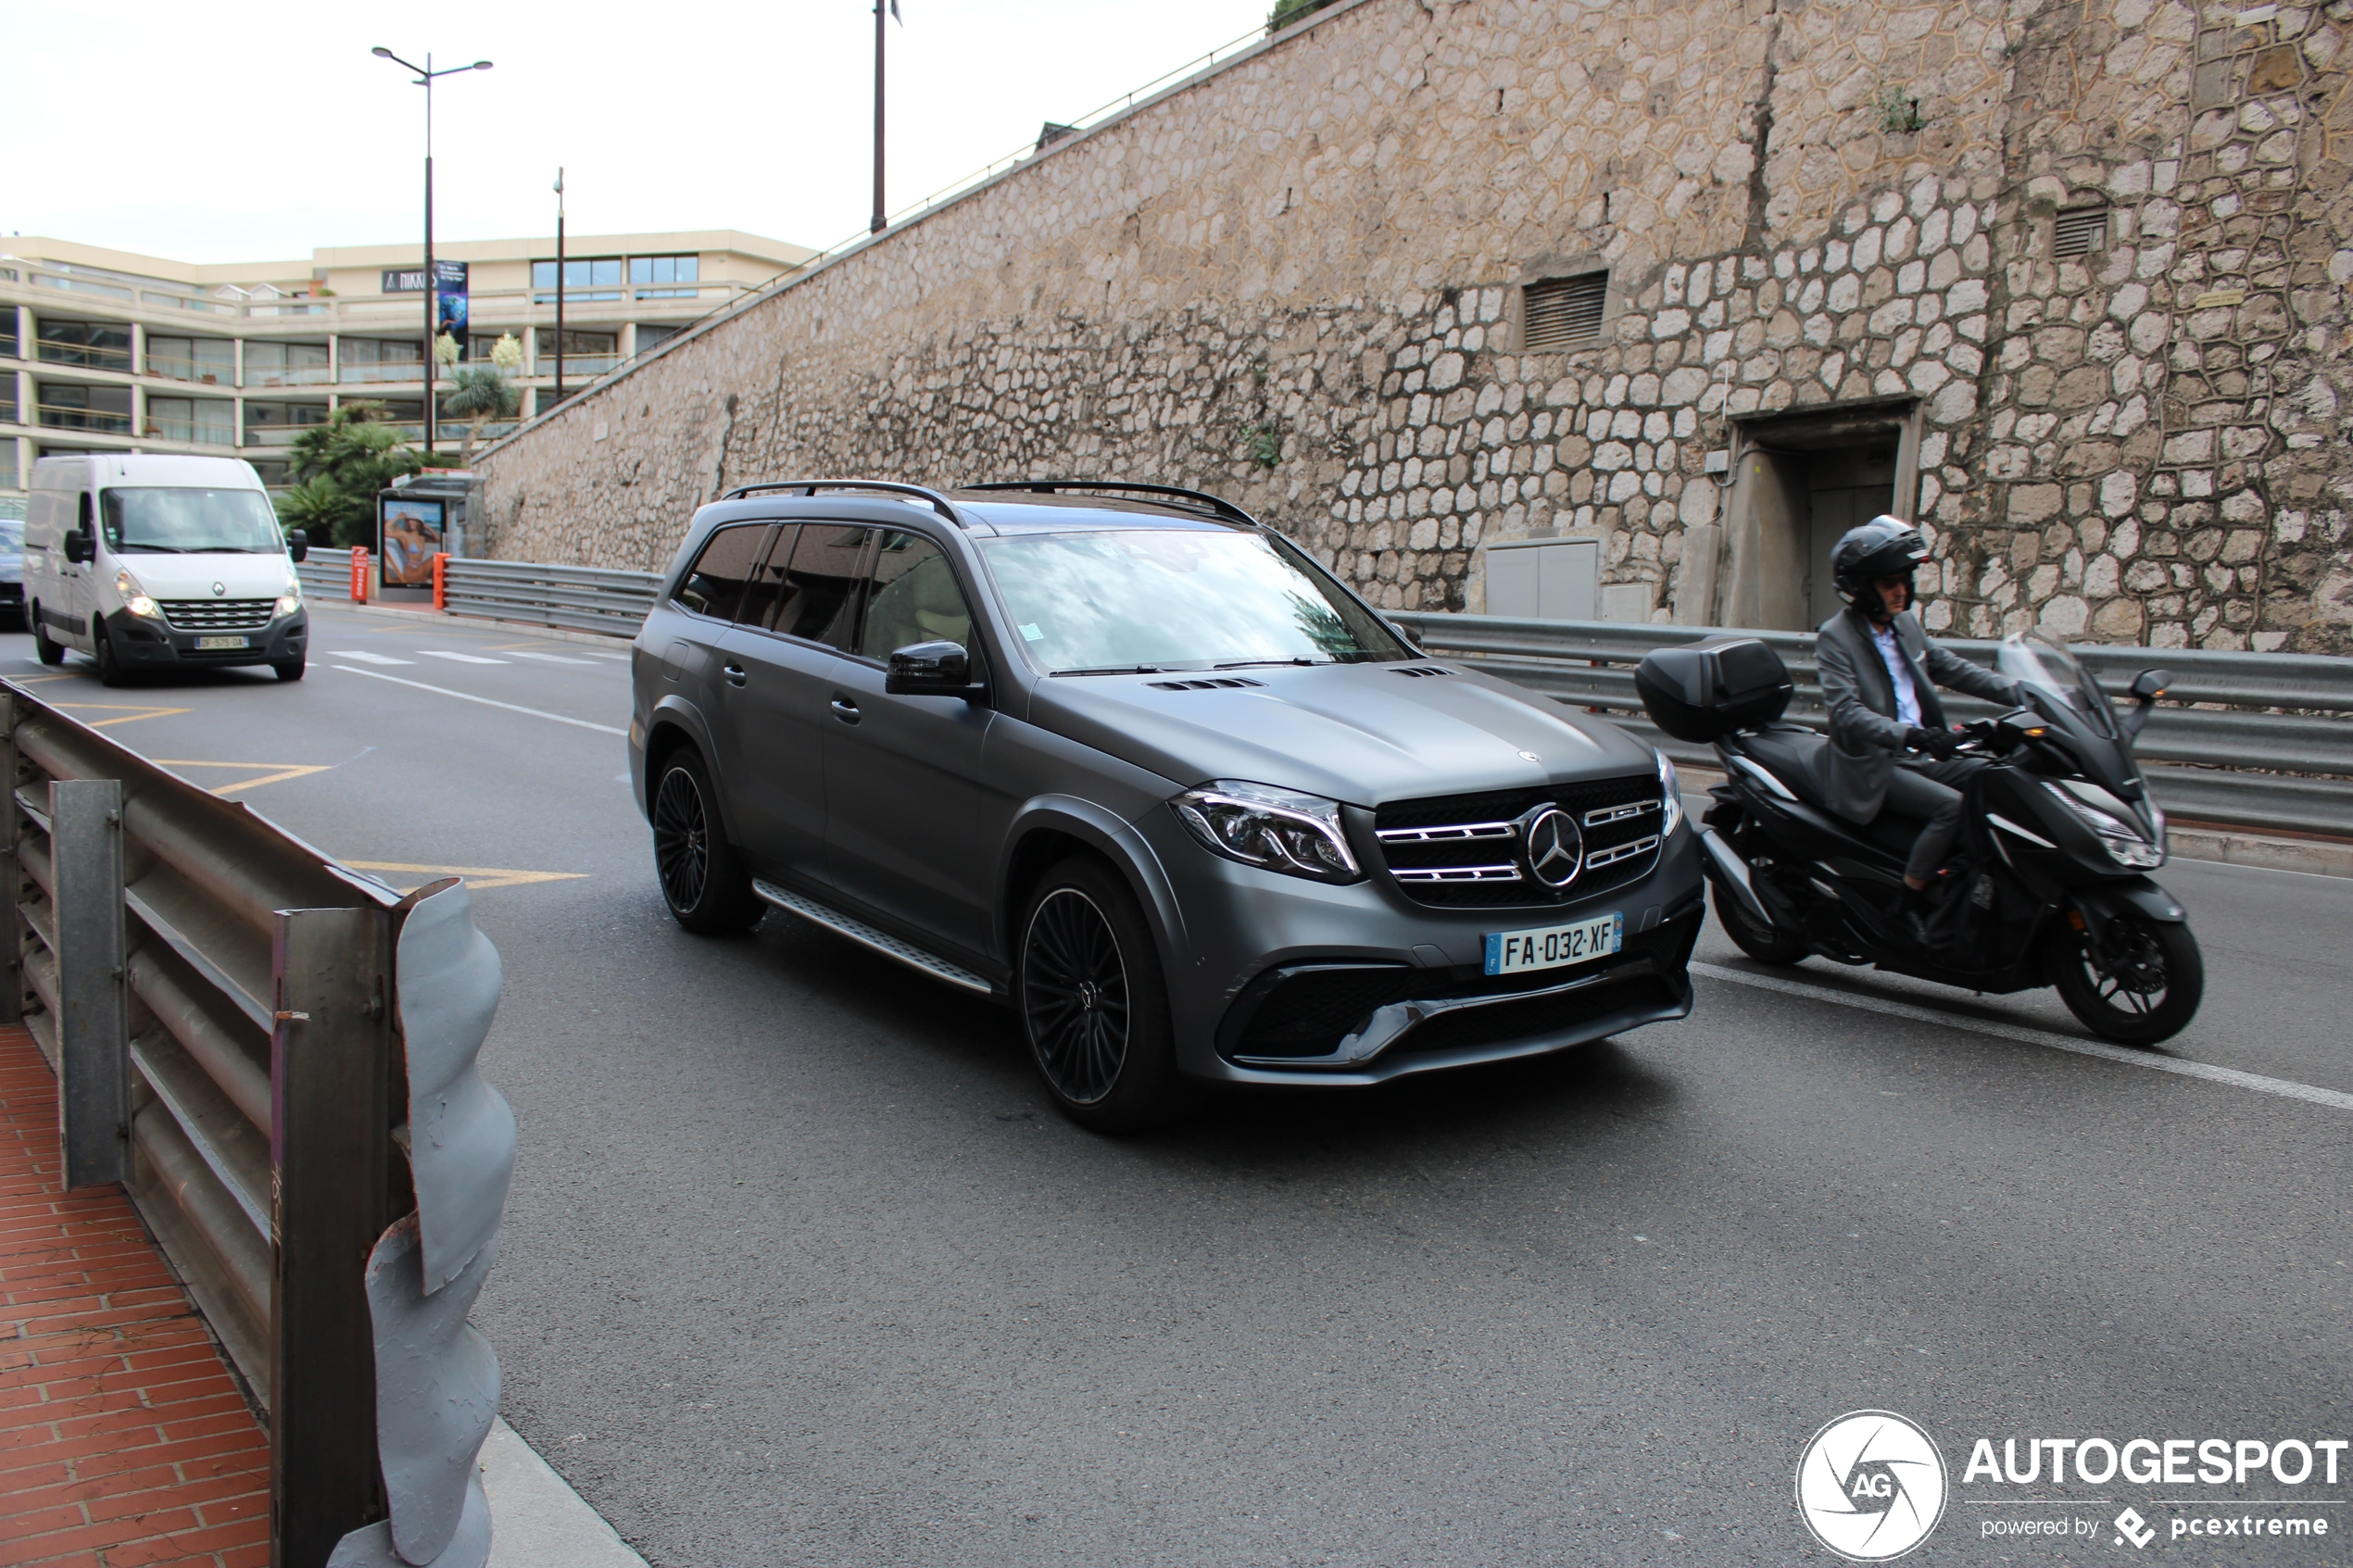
[
  {"left": 51, "top": 702, "right": 195, "bottom": 727},
  {"left": 342, "top": 859, "right": 589, "bottom": 892},
  {"left": 151, "top": 760, "right": 335, "bottom": 796}
]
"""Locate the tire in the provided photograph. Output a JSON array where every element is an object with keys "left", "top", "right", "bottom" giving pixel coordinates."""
[
  {"left": 93, "top": 621, "right": 126, "bottom": 687},
  {"left": 1711, "top": 879, "right": 1808, "bottom": 965},
  {"left": 31, "top": 607, "right": 63, "bottom": 667},
  {"left": 272, "top": 658, "right": 307, "bottom": 682},
  {"left": 649, "top": 749, "right": 763, "bottom": 935},
  {"left": 1017, "top": 857, "right": 1196, "bottom": 1134},
  {"left": 2047, "top": 912, "right": 2204, "bottom": 1046}
]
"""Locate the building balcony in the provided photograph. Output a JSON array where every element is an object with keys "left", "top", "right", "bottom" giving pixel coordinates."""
[
  {"left": 37, "top": 338, "right": 132, "bottom": 373},
  {"left": 37, "top": 403, "right": 133, "bottom": 435},
  {"left": 338, "top": 362, "right": 428, "bottom": 385},
  {"left": 244, "top": 364, "right": 334, "bottom": 388},
  {"left": 535, "top": 356, "right": 622, "bottom": 379},
  {"left": 144, "top": 358, "right": 235, "bottom": 387}
]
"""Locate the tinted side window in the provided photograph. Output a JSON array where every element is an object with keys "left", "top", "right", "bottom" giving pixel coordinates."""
[
  {"left": 858, "top": 531, "right": 973, "bottom": 660},
  {"left": 767, "top": 525, "right": 872, "bottom": 650},
  {"left": 673, "top": 523, "right": 773, "bottom": 621},
  {"left": 736, "top": 524, "right": 799, "bottom": 631}
]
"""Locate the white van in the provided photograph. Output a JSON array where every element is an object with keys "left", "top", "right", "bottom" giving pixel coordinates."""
[{"left": 25, "top": 455, "right": 310, "bottom": 685}]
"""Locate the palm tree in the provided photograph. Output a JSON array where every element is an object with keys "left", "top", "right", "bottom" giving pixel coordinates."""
[
  {"left": 443, "top": 366, "right": 522, "bottom": 467},
  {"left": 275, "top": 402, "right": 432, "bottom": 547}
]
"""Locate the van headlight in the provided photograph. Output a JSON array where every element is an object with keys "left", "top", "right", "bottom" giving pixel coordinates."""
[
  {"left": 1656, "top": 750, "right": 1682, "bottom": 838},
  {"left": 2044, "top": 780, "right": 2165, "bottom": 869},
  {"left": 1173, "top": 780, "right": 1362, "bottom": 883},
  {"left": 276, "top": 573, "right": 302, "bottom": 618},
  {"left": 114, "top": 569, "right": 161, "bottom": 620}
]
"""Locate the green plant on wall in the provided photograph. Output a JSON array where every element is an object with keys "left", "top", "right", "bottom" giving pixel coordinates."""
[
  {"left": 1246, "top": 423, "right": 1284, "bottom": 469},
  {"left": 1268, "top": 0, "right": 1343, "bottom": 34},
  {"left": 1870, "top": 83, "right": 1926, "bottom": 133}
]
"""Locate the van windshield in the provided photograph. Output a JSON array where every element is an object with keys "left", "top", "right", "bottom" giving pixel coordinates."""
[{"left": 100, "top": 488, "right": 283, "bottom": 554}]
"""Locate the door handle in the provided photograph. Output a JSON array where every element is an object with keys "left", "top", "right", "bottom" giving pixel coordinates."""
[
  {"left": 829, "top": 694, "right": 862, "bottom": 724},
  {"left": 724, "top": 663, "right": 748, "bottom": 686}
]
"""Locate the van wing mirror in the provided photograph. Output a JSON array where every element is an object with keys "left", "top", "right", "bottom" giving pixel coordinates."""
[
  {"left": 886, "top": 640, "right": 981, "bottom": 698},
  {"left": 62, "top": 530, "right": 94, "bottom": 565},
  {"left": 286, "top": 529, "right": 309, "bottom": 563}
]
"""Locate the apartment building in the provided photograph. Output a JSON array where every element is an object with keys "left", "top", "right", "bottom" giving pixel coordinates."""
[{"left": 0, "top": 230, "right": 814, "bottom": 495}]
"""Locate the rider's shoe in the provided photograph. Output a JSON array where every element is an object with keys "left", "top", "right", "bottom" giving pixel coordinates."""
[{"left": 1898, "top": 885, "right": 1934, "bottom": 947}]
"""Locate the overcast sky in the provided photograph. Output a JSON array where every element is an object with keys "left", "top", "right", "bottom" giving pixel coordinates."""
[{"left": 4, "top": 0, "right": 1274, "bottom": 267}]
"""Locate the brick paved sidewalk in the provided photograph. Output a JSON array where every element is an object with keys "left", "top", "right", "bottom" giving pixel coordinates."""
[{"left": 0, "top": 1024, "right": 270, "bottom": 1568}]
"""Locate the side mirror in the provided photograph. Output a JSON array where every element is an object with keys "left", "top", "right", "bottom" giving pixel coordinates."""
[
  {"left": 62, "top": 530, "right": 94, "bottom": 565},
  {"left": 2122, "top": 668, "right": 2171, "bottom": 741},
  {"left": 1385, "top": 617, "right": 1425, "bottom": 653},
  {"left": 886, "top": 640, "right": 982, "bottom": 699},
  {"left": 286, "top": 529, "right": 309, "bottom": 563}
]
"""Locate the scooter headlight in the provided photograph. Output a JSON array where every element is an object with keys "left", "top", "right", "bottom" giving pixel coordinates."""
[
  {"left": 1656, "top": 750, "right": 1683, "bottom": 839},
  {"left": 2045, "top": 780, "right": 2165, "bottom": 869},
  {"left": 1173, "top": 780, "right": 1361, "bottom": 883},
  {"left": 114, "top": 569, "right": 161, "bottom": 620}
]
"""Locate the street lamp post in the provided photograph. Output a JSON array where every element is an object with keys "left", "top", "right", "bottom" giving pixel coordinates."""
[
  {"left": 371, "top": 46, "right": 492, "bottom": 452},
  {"left": 552, "top": 169, "right": 565, "bottom": 408}
]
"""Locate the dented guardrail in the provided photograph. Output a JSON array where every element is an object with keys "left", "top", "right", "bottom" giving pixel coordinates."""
[{"left": 2, "top": 681, "right": 513, "bottom": 1568}]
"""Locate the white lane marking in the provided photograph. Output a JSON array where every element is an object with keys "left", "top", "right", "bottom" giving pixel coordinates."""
[
  {"left": 1692, "top": 960, "right": 2353, "bottom": 1113},
  {"left": 328, "top": 666, "right": 627, "bottom": 735},
  {"left": 508, "top": 650, "right": 597, "bottom": 666},
  {"left": 420, "top": 650, "right": 510, "bottom": 664},
  {"left": 327, "top": 649, "right": 416, "bottom": 665},
  {"left": 578, "top": 649, "right": 634, "bottom": 661}
]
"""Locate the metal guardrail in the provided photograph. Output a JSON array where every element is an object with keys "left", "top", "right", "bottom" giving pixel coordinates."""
[
  {"left": 1390, "top": 611, "right": 2353, "bottom": 838},
  {"left": 441, "top": 556, "right": 661, "bottom": 636},
  {"left": 2, "top": 682, "right": 514, "bottom": 1568},
  {"left": 296, "top": 545, "right": 355, "bottom": 597}
]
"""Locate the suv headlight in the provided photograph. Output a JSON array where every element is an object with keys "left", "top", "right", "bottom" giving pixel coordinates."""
[
  {"left": 114, "top": 569, "right": 160, "bottom": 620},
  {"left": 2044, "top": 780, "right": 2165, "bottom": 869},
  {"left": 1656, "top": 750, "right": 1682, "bottom": 838},
  {"left": 1173, "top": 780, "right": 1361, "bottom": 883}
]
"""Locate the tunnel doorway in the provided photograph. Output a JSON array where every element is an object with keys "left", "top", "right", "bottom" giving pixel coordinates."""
[{"left": 1718, "top": 404, "right": 1919, "bottom": 632}]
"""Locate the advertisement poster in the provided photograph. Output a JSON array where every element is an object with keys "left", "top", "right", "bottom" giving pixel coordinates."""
[
  {"left": 434, "top": 258, "right": 469, "bottom": 336},
  {"left": 380, "top": 495, "right": 445, "bottom": 588}
]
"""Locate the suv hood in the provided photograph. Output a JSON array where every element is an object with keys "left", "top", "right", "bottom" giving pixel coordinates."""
[
  {"left": 1025, "top": 663, "right": 1657, "bottom": 807},
  {"left": 108, "top": 554, "right": 293, "bottom": 598}
]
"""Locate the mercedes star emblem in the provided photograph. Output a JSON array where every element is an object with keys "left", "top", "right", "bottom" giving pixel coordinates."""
[{"left": 1522, "top": 807, "right": 1581, "bottom": 889}]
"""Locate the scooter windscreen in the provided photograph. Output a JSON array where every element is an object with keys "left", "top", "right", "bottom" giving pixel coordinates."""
[{"left": 1996, "top": 632, "right": 2118, "bottom": 739}]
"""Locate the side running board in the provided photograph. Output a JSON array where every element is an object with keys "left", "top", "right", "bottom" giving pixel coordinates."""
[{"left": 751, "top": 880, "right": 995, "bottom": 997}]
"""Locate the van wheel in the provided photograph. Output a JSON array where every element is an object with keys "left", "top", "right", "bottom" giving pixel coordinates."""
[
  {"left": 650, "top": 748, "right": 763, "bottom": 935},
  {"left": 272, "top": 658, "right": 306, "bottom": 682},
  {"left": 31, "top": 608, "right": 63, "bottom": 667},
  {"left": 92, "top": 621, "right": 127, "bottom": 687},
  {"left": 1017, "top": 858, "right": 1197, "bottom": 1134}
]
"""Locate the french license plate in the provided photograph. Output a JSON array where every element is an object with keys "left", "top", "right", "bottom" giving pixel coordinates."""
[
  {"left": 195, "top": 635, "right": 248, "bottom": 650},
  {"left": 1483, "top": 911, "right": 1624, "bottom": 976}
]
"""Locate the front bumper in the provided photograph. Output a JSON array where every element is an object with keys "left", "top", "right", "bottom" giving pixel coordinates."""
[
  {"left": 1134, "top": 807, "right": 1705, "bottom": 1087},
  {"left": 104, "top": 605, "right": 308, "bottom": 670}
]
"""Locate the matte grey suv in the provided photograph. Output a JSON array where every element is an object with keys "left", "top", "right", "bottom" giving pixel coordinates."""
[{"left": 629, "top": 481, "right": 1704, "bottom": 1130}]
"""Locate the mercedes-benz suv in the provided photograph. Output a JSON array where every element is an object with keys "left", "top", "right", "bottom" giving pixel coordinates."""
[{"left": 629, "top": 480, "right": 1704, "bottom": 1130}]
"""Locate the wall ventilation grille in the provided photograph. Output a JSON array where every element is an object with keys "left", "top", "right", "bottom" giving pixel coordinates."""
[
  {"left": 2054, "top": 207, "right": 2108, "bottom": 259},
  {"left": 1523, "top": 272, "right": 1609, "bottom": 350}
]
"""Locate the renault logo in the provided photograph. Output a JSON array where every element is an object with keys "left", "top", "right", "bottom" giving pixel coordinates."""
[
  {"left": 211, "top": 582, "right": 226, "bottom": 596},
  {"left": 1521, "top": 807, "right": 1582, "bottom": 890}
]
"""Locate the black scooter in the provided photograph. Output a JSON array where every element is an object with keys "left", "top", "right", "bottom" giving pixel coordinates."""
[{"left": 1635, "top": 633, "right": 2203, "bottom": 1044}]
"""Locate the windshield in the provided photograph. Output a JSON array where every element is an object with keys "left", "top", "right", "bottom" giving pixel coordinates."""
[
  {"left": 0, "top": 519, "right": 21, "bottom": 551},
  {"left": 1996, "top": 632, "right": 2117, "bottom": 737},
  {"left": 99, "top": 487, "right": 283, "bottom": 554},
  {"left": 980, "top": 528, "right": 1408, "bottom": 672}
]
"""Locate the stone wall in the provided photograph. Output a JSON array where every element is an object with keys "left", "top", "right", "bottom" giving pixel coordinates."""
[{"left": 476, "top": 0, "right": 2353, "bottom": 652}]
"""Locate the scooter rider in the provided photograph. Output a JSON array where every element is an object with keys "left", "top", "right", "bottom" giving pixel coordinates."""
[{"left": 1814, "top": 517, "right": 2022, "bottom": 941}]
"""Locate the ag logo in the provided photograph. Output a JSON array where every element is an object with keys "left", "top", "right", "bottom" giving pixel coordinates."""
[
  {"left": 1794, "top": 1410, "right": 1948, "bottom": 1561},
  {"left": 1519, "top": 806, "right": 1581, "bottom": 889}
]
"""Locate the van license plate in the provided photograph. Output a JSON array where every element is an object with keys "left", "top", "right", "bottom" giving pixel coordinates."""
[
  {"left": 195, "top": 635, "right": 247, "bottom": 650},
  {"left": 1483, "top": 911, "right": 1623, "bottom": 976}
]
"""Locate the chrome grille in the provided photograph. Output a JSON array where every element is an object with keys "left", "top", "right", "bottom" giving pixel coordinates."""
[
  {"left": 159, "top": 597, "right": 275, "bottom": 631},
  {"left": 1372, "top": 774, "right": 1665, "bottom": 907}
]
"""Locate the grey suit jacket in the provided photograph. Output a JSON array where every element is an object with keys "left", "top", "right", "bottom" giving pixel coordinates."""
[{"left": 1811, "top": 607, "right": 2020, "bottom": 822}]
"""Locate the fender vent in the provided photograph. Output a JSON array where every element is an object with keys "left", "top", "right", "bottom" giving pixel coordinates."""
[
  {"left": 1390, "top": 665, "right": 1453, "bottom": 678},
  {"left": 1146, "top": 676, "right": 1266, "bottom": 691}
]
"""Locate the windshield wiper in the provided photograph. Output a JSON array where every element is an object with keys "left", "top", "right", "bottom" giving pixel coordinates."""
[
  {"left": 1214, "top": 658, "right": 1324, "bottom": 669},
  {"left": 1051, "top": 664, "right": 1169, "bottom": 677}
]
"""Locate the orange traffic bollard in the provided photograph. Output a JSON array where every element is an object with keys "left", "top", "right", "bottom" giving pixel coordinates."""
[
  {"left": 432, "top": 551, "right": 448, "bottom": 611},
  {"left": 350, "top": 546, "right": 371, "bottom": 605}
]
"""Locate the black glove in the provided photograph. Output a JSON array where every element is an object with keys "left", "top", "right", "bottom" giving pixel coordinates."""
[{"left": 1906, "top": 725, "right": 1960, "bottom": 759}]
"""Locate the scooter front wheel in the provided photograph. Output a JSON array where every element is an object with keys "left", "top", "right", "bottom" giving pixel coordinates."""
[
  {"left": 1711, "top": 880, "right": 1808, "bottom": 965},
  {"left": 2048, "top": 913, "right": 2203, "bottom": 1046}
]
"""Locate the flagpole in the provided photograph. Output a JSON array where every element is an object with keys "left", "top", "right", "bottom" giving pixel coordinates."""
[{"left": 870, "top": 0, "right": 887, "bottom": 233}]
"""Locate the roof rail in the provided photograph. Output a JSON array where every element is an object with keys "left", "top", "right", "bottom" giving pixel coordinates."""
[
  {"left": 959, "top": 480, "right": 1260, "bottom": 526},
  {"left": 719, "top": 479, "right": 969, "bottom": 527}
]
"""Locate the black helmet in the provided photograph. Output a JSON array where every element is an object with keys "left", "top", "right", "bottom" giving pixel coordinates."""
[{"left": 1831, "top": 516, "right": 1929, "bottom": 610}]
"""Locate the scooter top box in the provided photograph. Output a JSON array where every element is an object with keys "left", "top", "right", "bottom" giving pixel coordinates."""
[{"left": 1636, "top": 638, "right": 1793, "bottom": 743}]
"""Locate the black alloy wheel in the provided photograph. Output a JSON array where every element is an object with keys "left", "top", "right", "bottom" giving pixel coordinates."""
[
  {"left": 31, "top": 608, "right": 63, "bottom": 667},
  {"left": 93, "top": 621, "right": 126, "bottom": 688},
  {"left": 1017, "top": 858, "right": 1193, "bottom": 1133},
  {"left": 2048, "top": 912, "right": 2203, "bottom": 1046},
  {"left": 650, "top": 750, "right": 762, "bottom": 935}
]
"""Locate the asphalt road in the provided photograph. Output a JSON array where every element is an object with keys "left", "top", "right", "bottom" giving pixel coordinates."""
[{"left": 16, "top": 601, "right": 2350, "bottom": 1567}]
